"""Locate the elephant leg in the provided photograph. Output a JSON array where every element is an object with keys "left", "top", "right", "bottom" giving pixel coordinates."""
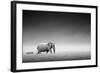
[
  {"left": 46, "top": 50, "right": 49, "bottom": 54},
  {"left": 37, "top": 52, "right": 39, "bottom": 54},
  {"left": 46, "top": 51, "right": 48, "bottom": 54},
  {"left": 37, "top": 51, "right": 41, "bottom": 54},
  {"left": 49, "top": 49, "right": 52, "bottom": 54}
]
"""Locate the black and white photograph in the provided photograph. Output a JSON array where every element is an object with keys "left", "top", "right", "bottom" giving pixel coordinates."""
[
  {"left": 22, "top": 10, "right": 91, "bottom": 63},
  {"left": 11, "top": 1, "right": 97, "bottom": 72}
]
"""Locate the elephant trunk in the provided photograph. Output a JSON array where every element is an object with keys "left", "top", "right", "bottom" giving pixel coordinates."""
[{"left": 53, "top": 45, "right": 55, "bottom": 54}]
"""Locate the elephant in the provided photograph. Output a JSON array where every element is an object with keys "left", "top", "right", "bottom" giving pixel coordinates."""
[{"left": 37, "top": 42, "right": 55, "bottom": 54}]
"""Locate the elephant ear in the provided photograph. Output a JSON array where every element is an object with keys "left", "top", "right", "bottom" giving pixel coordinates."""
[{"left": 47, "top": 42, "right": 52, "bottom": 47}]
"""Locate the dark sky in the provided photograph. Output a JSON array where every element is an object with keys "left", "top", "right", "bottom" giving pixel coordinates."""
[
  {"left": 23, "top": 10, "right": 90, "bottom": 34},
  {"left": 22, "top": 10, "right": 91, "bottom": 52}
]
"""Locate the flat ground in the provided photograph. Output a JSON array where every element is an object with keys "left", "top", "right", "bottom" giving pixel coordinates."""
[{"left": 23, "top": 50, "right": 90, "bottom": 63}]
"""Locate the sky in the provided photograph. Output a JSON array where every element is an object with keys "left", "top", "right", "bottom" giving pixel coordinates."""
[{"left": 22, "top": 10, "right": 91, "bottom": 54}]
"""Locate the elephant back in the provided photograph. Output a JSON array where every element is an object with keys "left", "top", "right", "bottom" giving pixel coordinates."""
[{"left": 37, "top": 43, "right": 49, "bottom": 51}]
